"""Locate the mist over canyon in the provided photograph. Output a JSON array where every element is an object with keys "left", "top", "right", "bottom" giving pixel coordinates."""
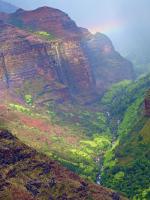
[{"left": 0, "top": 1, "right": 149, "bottom": 200}]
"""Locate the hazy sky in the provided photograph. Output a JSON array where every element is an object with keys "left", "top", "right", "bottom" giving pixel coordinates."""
[{"left": 5, "top": 0, "right": 150, "bottom": 55}]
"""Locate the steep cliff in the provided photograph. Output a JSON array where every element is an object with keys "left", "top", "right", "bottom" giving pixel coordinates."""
[
  {"left": 0, "top": 129, "right": 127, "bottom": 200},
  {"left": 82, "top": 32, "right": 134, "bottom": 94},
  {"left": 0, "top": 22, "right": 70, "bottom": 103},
  {"left": 100, "top": 76, "right": 150, "bottom": 199},
  {"left": 0, "top": 19, "right": 96, "bottom": 103},
  {"left": 0, "top": 6, "right": 134, "bottom": 104}
]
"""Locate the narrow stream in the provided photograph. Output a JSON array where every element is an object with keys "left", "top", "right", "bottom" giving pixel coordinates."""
[
  {"left": 96, "top": 111, "right": 117, "bottom": 185},
  {"left": 96, "top": 138, "right": 117, "bottom": 185},
  {"left": 96, "top": 155, "right": 104, "bottom": 185}
]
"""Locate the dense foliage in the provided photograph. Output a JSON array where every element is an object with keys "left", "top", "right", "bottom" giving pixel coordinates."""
[
  {"left": 34, "top": 31, "right": 56, "bottom": 40},
  {"left": 101, "top": 74, "right": 150, "bottom": 199},
  {"left": 2, "top": 71, "right": 150, "bottom": 199},
  {"left": 5, "top": 102, "right": 112, "bottom": 182},
  {"left": 46, "top": 105, "right": 112, "bottom": 181}
]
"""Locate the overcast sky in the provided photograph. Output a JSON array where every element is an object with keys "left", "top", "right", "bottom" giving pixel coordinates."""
[{"left": 5, "top": 0, "right": 150, "bottom": 55}]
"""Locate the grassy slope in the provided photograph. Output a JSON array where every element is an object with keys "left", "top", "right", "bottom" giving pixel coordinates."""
[
  {"left": 0, "top": 97, "right": 112, "bottom": 182},
  {"left": 0, "top": 130, "right": 125, "bottom": 200},
  {"left": 1, "top": 73, "right": 150, "bottom": 199},
  {"left": 100, "top": 74, "right": 150, "bottom": 199}
]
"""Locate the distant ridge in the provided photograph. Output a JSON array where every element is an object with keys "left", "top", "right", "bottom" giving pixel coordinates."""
[{"left": 0, "top": 0, "right": 18, "bottom": 13}]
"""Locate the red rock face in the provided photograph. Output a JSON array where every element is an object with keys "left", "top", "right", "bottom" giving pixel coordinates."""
[
  {"left": 0, "top": 7, "right": 134, "bottom": 104},
  {"left": 8, "top": 7, "right": 82, "bottom": 40},
  {"left": 82, "top": 32, "right": 135, "bottom": 94},
  {"left": 54, "top": 40, "right": 95, "bottom": 93},
  {"left": 0, "top": 22, "right": 95, "bottom": 103},
  {"left": 0, "top": 23, "right": 67, "bottom": 102}
]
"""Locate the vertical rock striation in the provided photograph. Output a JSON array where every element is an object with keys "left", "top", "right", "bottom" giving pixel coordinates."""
[{"left": 0, "top": 7, "right": 134, "bottom": 104}]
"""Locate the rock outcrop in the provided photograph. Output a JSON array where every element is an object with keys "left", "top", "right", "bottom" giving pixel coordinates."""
[
  {"left": 0, "top": 129, "right": 127, "bottom": 200},
  {"left": 0, "top": 6, "right": 134, "bottom": 104}
]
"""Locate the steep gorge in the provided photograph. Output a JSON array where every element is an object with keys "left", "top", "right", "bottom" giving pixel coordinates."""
[
  {"left": 100, "top": 75, "right": 150, "bottom": 199},
  {"left": 0, "top": 5, "right": 145, "bottom": 200}
]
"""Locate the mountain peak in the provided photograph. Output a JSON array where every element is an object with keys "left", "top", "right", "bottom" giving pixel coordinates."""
[
  {"left": 34, "top": 6, "right": 63, "bottom": 13},
  {"left": 15, "top": 8, "right": 25, "bottom": 14},
  {"left": 7, "top": 5, "right": 81, "bottom": 39}
]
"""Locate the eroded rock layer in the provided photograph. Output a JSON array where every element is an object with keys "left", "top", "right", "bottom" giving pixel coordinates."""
[{"left": 0, "top": 7, "right": 134, "bottom": 104}]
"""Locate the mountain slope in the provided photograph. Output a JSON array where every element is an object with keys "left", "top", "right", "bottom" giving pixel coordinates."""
[
  {"left": 0, "top": 5, "right": 141, "bottom": 199},
  {"left": 100, "top": 74, "right": 150, "bottom": 199},
  {"left": 0, "top": 6, "right": 134, "bottom": 104},
  {"left": 0, "top": 129, "right": 127, "bottom": 200},
  {"left": 0, "top": 22, "right": 71, "bottom": 103},
  {"left": 0, "top": 0, "right": 18, "bottom": 13},
  {"left": 82, "top": 32, "right": 134, "bottom": 94},
  {"left": 0, "top": 94, "right": 113, "bottom": 183},
  {"left": 0, "top": 21, "right": 96, "bottom": 103}
]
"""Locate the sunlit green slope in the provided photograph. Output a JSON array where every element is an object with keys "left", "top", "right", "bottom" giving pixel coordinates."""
[{"left": 101, "top": 74, "right": 150, "bottom": 199}]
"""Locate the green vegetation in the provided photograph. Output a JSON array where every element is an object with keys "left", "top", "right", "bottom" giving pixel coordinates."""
[
  {"left": 101, "top": 75, "right": 150, "bottom": 118},
  {"left": 101, "top": 74, "right": 150, "bottom": 199},
  {"left": 101, "top": 80, "right": 131, "bottom": 109},
  {"left": 3, "top": 72, "right": 150, "bottom": 198},
  {"left": 118, "top": 96, "right": 143, "bottom": 137},
  {"left": 24, "top": 94, "right": 33, "bottom": 106},
  {"left": 51, "top": 105, "right": 111, "bottom": 137},
  {"left": 34, "top": 31, "right": 56, "bottom": 40},
  {"left": 9, "top": 103, "right": 32, "bottom": 115},
  {"left": 5, "top": 102, "right": 112, "bottom": 182},
  {"left": 0, "top": 130, "right": 109, "bottom": 199},
  {"left": 45, "top": 104, "right": 112, "bottom": 181},
  {"left": 57, "top": 134, "right": 111, "bottom": 181}
]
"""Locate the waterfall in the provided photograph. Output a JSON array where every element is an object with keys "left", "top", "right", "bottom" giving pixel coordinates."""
[
  {"left": 54, "top": 45, "right": 65, "bottom": 84},
  {"left": 55, "top": 45, "right": 61, "bottom": 67},
  {"left": 96, "top": 156, "right": 104, "bottom": 185},
  {"left": 0, "top": 53, "right": 9, "bottom": 88}
]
